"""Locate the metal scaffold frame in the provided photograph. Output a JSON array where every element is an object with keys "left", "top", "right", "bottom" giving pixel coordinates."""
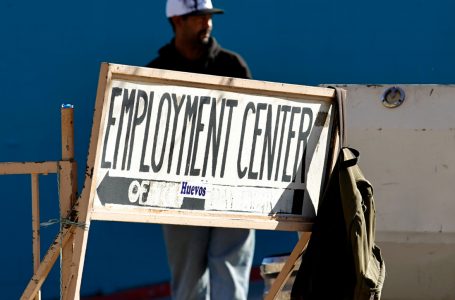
[{"left": 0, "top": 106, "right": 78, "bottom": 300}]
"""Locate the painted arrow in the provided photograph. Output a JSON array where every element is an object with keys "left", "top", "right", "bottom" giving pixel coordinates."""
[{"left": 96, "top": 171, "right": 136, "bottom": 206}]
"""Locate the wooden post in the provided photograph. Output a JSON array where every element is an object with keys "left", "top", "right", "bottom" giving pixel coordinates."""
[
  {"left": 31, "top": 174, "right": 41, "bottom": 300},
  {"left": 59, "top": 105, "right": 78, "bottom": 297},
  {"left": 61, "top": 104, "right": 75, "bottom": 161},
  {"left": 21, "top": 228, "right": 74, "bottom": 300}
]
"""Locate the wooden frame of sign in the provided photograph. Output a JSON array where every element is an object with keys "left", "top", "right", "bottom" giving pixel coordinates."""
[
  {"left": 22, "top": 63, "right": 338, "bottom": 299},
  {"left": 88, "top": 63, "right": 336, "bottom": 229}
]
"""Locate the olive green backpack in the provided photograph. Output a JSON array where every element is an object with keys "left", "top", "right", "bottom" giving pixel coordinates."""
[{"left": 291, "top": 88, "right": 385, "bottom": 300}]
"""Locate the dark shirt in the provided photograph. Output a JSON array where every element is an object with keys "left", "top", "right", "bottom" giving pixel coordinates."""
[{"left": 146, "top": 37, "right": 251, "bottom": 79}]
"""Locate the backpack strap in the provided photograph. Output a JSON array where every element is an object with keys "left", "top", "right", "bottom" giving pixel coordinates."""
[
  {"left": 341, "top": 147, "right": 360, "bottom": 168},
  {"left": 328, "top": 86, "right": 347, "bottom": 149}
]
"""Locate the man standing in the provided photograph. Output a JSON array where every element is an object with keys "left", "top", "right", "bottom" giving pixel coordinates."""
[{"left": 146, "top": 1, "right": 255, "bottom": 299}]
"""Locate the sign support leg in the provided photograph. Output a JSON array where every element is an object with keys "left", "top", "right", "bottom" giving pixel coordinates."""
[{"left": 264, "top": 232, "right": 311, "bottom": 300}]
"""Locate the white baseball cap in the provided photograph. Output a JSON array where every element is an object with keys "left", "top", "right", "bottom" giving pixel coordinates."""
[{"left": 166, "top": 0, "right": 224, "bottom": 18}]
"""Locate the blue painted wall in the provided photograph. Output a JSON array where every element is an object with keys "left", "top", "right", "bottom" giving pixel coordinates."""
[{"left": 1, "top": 0, "right": 454, "bottom": 299}]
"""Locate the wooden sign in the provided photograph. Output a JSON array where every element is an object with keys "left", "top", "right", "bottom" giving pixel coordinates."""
[{"left": 88, "top": 63, "right": 336, "bottom": 231}]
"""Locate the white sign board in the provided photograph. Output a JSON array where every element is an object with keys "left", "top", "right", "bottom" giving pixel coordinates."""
[{"left": 88, "top": 64, "right": 336, "bottom": 230}]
